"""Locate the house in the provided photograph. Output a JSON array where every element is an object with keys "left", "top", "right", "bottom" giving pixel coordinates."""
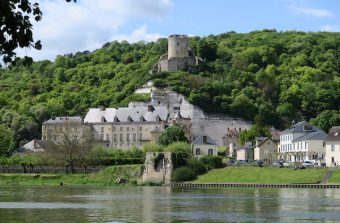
[
  {"left": 192, "top": 135, "right": 218, "bottom": 157},
  {"left": 325, "top": 126, "right": 340, "bottom": 167},
  {"left": 20, "top": 139, "right": 52, "bottom": 153},
  {"left": 254, "top": 137, "right": 279, "bottom": 161},
  {"left": 237, "top": 142, "right": 253, "bottom": 161},
  {"left": 279, "top": 121, "right": 326, "bottom": 162}
]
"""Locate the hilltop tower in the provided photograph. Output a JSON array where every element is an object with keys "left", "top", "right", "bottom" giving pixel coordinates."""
[{"left": 157, "top": 34, "right": 202, "bottom": 72}]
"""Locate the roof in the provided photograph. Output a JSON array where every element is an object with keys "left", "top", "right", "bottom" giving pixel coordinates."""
[
  {"left": 84, "top": 106, "right": 169, "bottom": 123},
  {"left": 280, "top": 121, "right": 321, "bottom": 135},
  {"left": 192, "top": 135, "right": 217, "bottom": 145},
  {"left": 20, "top": 140, "right": 54, "bottom": 152},
  {"left": 292, "top": 131, "right": 327, "bottom": 142},
  {"left": 43, "top": 116, "right": 83, "bottom": 124},
  {"left": 325, "top": 126, "right": 340, "bottom": 142},
  {"left": 238, "top": 142, "right": 253, "bottom": 151}
]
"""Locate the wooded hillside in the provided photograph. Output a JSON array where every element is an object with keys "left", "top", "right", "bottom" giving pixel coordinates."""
[{"left": 0, "top": 30, "right": 339, "bottom": 150}]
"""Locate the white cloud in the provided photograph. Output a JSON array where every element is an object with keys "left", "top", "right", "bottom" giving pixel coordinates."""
[
  {"left": 286, "top": 0, "right": 334, "bottom": 18},
  {"left": 321, "top": 24, "right": 340, "bottom": 32},
  {"left": 17, "top": 0, "right": 173, "bottom": 61},
  {"left": 111, "top": 25, "right": 163, "bottom": 43}
]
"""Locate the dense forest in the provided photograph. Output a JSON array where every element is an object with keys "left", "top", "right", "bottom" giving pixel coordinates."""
[{"left": 0, "top": 30, "right": 339, "bottom": 152}]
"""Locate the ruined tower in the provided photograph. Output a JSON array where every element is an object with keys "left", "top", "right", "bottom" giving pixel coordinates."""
[{"left": 157, "top": 34, "right": 202, "bottom": 72}]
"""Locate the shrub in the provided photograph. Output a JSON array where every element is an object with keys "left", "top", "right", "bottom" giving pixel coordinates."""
[
  {"left": 142, "top": 143, "right": 163, "bottom": 153},
  {"left": 171, "top": 167, "right": 197, "bottom": 182},
  {"left": 187, "top": 158, "right": 207, "bottom": 175},
  {"left": 200, "top": 156, "right": 223, "bottom": 170}
]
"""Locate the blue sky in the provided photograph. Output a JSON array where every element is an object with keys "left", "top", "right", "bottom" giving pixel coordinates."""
[{"left": 20, "top": 0, "right": 340, "bottom": 61}]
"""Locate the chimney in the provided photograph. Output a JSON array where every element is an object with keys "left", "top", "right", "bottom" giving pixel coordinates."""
[{"left": 148, "top": 105, "right": 154, "bottom": 112}]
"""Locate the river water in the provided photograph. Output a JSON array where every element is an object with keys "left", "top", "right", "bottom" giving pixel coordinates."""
[{"left": 0, "top": 186, "right": 340, "bottom": 222}]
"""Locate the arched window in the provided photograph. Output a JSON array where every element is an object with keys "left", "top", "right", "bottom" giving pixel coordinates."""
[
  {"left": 196, "top": 148, "right": 201, "bottom": 155},
  {"left": 208, "top": 149, "right": 213, "bottom": 155}
]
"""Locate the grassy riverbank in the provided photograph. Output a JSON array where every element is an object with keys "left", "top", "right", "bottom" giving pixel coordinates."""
[
  {"left": 194, "top": 167, "right": 328, "bottom": 184},
  {"left": 0, "top": 165, "right": 142, "bottom": 186},
  {"left": 328, "top": 169, "right": 340, "bottom": 183}
]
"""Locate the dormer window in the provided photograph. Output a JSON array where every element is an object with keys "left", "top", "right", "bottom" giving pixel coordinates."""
[
  {"left": 114, "top": 116, "right": 120, "bottom": 122},
  {"left": 127, "top": 116, "right": 133, "bottom": 122},
  {"left": 156, "top": 115, "right": 162, "bottom": 122},
  {"left": 140, "top": 116, "right": 146, "bottom": 122},
  {"left": 101, "top": 116, "right": 107, "bottom": 123}
]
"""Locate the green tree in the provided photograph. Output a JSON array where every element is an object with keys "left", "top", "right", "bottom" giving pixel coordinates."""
[
  {"left": 0, "top": 124, "right": 15, "bottom": 156},
  {"left": 0, "top": 0, "right": 75, "bottom": 65},
  {"left": 159, "top": 126, "right": 188, "bottom": 146},
  {"left": 310, "top": 110, "right": 340, "bottom": 132}
]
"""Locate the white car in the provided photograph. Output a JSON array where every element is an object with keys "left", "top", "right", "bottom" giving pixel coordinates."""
[{"left": 302, "top": 161, "right": 314, "bottom": 167}]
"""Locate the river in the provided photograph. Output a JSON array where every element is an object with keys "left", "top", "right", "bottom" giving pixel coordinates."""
[{"left": 0, "top": 186, "right": 340, "bottom": 222}]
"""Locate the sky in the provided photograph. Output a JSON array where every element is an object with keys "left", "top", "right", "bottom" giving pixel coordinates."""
[{"left": 18, "top": 0, "right": 340, "bottom": 61}]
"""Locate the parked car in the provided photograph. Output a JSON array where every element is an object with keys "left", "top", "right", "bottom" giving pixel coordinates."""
[{"left": 302, "top": 161, "right": 314, "bottom": 167}]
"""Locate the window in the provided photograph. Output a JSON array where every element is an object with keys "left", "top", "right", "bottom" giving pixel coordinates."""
[
  {"left": 120, "top": 126, "right": 123, "bottom": 131},
  {"left": 196, "top": 148, "right": 201, "bottom": 155},
  {"left": 126, "top": 134, "right": 130, "bottom": 142},
  {"left": 208, "top": 149, "right": 213, "bottom": 155},
  {"left": 133, "top": 133, "right": 136, "bottom": 142},
  {"left": 139, "top": 133, "right": 142, "bottom": 140},
  {"left": 113, "top": 134, "right": 117, "bottom": 142},
  {"left": 331, "top": 145, "right": 335, "bottom": 152},
  {"left": 139, "top": 126, "right": 142, "bottom": 131},
  {"left": 106, "top": 143, "right": 109, "bottom": 147},
  {"left": 173, "top": 107, "right": 180, "bottom": 111},
  {"left": 101, "top": 134, "right": 104, "bottom": 140},
  {"left": 120, "top": 134, "right": 123, "bottom": 142},
  {"left": 101, "top": 127, "right": 104, "bottom": 133},
  {"left": 113, "top": 127, "right": 116, "bottom": 131},
  {"left": 106, "top": 134, "right": 109, "bottom": 141},
  {"left": 267, "top": 141, "right": 270, "bottom": 145},
  {"left": 127, "top": 127, "right": 129, "bottom": 131}
]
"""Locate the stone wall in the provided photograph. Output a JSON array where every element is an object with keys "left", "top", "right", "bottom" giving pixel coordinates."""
[{"left": 142, "top": 152, "right": 172, "bottom": 184}]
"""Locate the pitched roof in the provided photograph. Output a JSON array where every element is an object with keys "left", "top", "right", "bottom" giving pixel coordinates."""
[
  {"left": 43, "top": 116, "right": 83, "bottom": 124},
  {"left": 238, "top": 142, "right": 253, "bottom": 151},
  {"left": 280, "top": 121, "right": 321, "bottom": 135},
  {"left": 292, "top": 131, "right": 327, "bottom": 142},
  {"left": 84, "top": 106, "right": 169, "bottom": 123},
  {"left": 192, "top": 135, "right": 217, "bottom": 145},
  {"left": 325, "top": 126, "right": 340, "bottom": 142}
]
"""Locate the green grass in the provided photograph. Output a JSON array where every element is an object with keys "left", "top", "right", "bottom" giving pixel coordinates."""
[
  {"left": 0, "top": 165, "right": 142, "bottom": 186},
  {"left": 328, "top": 169, "right": 340, "bottom": 183},
  {"left": 194, "top": 167, "right": 327, "bottom": 184}
]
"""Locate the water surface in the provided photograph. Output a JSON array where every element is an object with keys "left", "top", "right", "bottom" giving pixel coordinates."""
[{"left": 0, "top": 185, "right": 340, "bottom": 222}]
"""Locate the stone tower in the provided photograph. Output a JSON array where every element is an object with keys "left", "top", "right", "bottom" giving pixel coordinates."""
[
  {"left": 157, "top": 34, "right": 202, "bottom": 72},
  {"left": 168, "top": 35, "right": 189, "bottom": 59}
]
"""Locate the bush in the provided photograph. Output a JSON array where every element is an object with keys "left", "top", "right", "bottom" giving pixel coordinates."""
[
  {"left": 200, "top": 156, "right": 223, "bottom": 170},
  {"left": 142, "top": 143, "right": 163, "bottom": 153},
  {"left": 171, "top": 167, "right": 197, "bottom": 182},
  {"left": 187, "top": 158, "right": 207, "bottom": 175}
]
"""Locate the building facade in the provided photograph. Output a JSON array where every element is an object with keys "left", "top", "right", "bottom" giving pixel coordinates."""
[
  {"left": 279, "top": 121, "right": 326, "bottom": 162},
  {"left": 325, "top": 126, "right": 340, "bottom": 167},
  {"left": 254, "top": 137, "right": 279, "bottom": 161},
  {"left": 192, "top": 135, "right": 218, "bottom": 157}
]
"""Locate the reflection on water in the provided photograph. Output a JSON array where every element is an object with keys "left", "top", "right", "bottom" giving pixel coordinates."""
[{"left": 0, "top": 185, "right": 340, "bottom": 222}]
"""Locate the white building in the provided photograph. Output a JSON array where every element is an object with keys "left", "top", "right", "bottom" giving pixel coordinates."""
[
  {"left": 325, "top": 126, "right": 340, "bottom": 167},
  {"left": 279, "top": 121, "right": 326, "bottom": 162},
  {"left": 237, "top": 142, "right": 253, "bottom": 161},
  {"left": 192, "top": 135, "right": 218, "bottom": 157}
]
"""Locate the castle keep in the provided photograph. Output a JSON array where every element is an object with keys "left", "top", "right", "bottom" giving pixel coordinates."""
[{"left": 157, "top": 34, "right": 202, "bottom": 72}]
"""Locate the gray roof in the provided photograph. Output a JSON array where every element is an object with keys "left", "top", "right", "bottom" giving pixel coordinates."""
[
  {"left": 239, "top": 142, "right": 253, "bottom": 151},
  {"left": 192, "top": 135, "right": 217, "bottom": 145},
  {"left": 280, "top": 121, "right": 321, "bottom": 135},
  {"left": 292, "top": 131, "right": 327, "bottom": 142},
  {"left": 43, "top": 116, "right": 83, "bottom": 124},
  {"left": 325, "top": 126, "right": 340, "bottom": 142},
  {"left": 84, "top": 106, "right": 169, "bottom": 123}
]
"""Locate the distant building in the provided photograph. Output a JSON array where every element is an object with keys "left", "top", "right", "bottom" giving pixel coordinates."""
[
  {"left": 237, "top": 142, "right": 253, "bottom": 161},
  {"left": 84, "top": 105, "right": 168, "bottom": 148},
  {"left": 325, "top": 126, "right": 340, "bottom": 167},
  {"left": 279, "top": 121, "right": 326, "bottom": 162},
  {"left": 192, "top": 135, "right": 218, "bottom": 157},
  {"left": 254, "top": 137, "right": 279, "bottom": 161},
  {"left": 20, "top": 139, "right": 52, "bottom": 153},
  {"left": 157, "top": 34, "right": 202, "bottom": 72}
]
